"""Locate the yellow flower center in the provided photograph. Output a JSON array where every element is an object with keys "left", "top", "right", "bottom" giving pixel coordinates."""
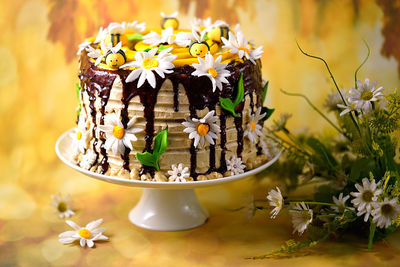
[
  {"left": 360, "top": 90, "right": 373, "bottom": 101},
  {"left": 361, "top": 190, "right": 373, "bottom": 202},
  {"left": 208, "top": 68, "right": 218, "bottom": 78},
  {"left": 250, "top": 121, "right": 256, "bottom": 132},
  {"left": 76, "top": 131, "right": 82, "bottom": 140},
  {"left": 113, "top": 125, "right": 125, "bottom": 139},
  {"left": 78, "top": 228, "right": 91, "bottom": 239},
  {"left": 57, "top": 201, "right": 67, "bottom": 212},
  {"left": 142, "top": 58, "right": 159, "bottom": 69},
  {"left": 239, "top": 46, "right": 250, "bottom": 54},
  {"left": 197, "top": 123, "right": 210, "bottom": 137}
]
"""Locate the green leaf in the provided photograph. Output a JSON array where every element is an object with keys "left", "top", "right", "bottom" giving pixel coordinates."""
[
  {"left": 234, "top": 73, "right": 245, "bottom": 106},
  {"left": 220, "top": 72, "right": 244, "bottom": 117},
  {"left": 75, "top": 83, "right": 81, "bottom": 105},
  {"left": 349, "top": 158, "right": 375, "bottom": 182},
  {"left": 143, "top": 48, "right": 151, "bottom": 52},
  {"left": 306, "top": 137, "right": 337, "bottom": 168},
  {"left": 153, "top": 128, "right": 168, "bottom": 156},
  {"left": 127, "top": 33, "right": 143, "bottom": 42},
  {"left": 136, "top": 128, "right": 168, "bottom": 171},
  {"left": 220, "top": 98, "right": 240, "bottom": 117},
  {"left": 136, "top": 152, "right": 158, "bottom": 170},
  {"left": 158, "top": 45, "right": 169, "bottom": 52},
  {"left": 262, "top": 80, "right": 269, "bottom": 103},
  {"left": 263, "top": 107, "right": 275, "bottom": 121}
]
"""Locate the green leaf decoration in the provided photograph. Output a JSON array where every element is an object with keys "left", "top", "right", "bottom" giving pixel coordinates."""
[
  {"left": 158, "top": 45, "right": 169, "bottom": 52},
  {"left": 143, "top": 48, "right": 151, "bottom": 52},
  {"left": 262, "top": 80, "right": 269, "bottom": 103},
  {"left": 127, "top": 33, "right": 143, "bottom": 42},
  {"left": 220, "top": 73, "right": 245, "bottom": 117},
  {"left": 75, "top": 82, "right": 82, "bottom": 118},
  {"left": 263, "top": 107, "right": 275, "bottom": 121},
  {"left": 136, "top": 128, "right": 168, "bottom": 171}
]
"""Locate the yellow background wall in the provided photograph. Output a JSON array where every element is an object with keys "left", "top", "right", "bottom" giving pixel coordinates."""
[{"left": 1, "top": 0, "right": 400, "bottom": 266}]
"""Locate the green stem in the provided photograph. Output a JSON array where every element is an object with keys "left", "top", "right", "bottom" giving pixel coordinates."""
[
  {"left": 280, "top": 89, "right": 350, "bottom": 140},
  {"left": 296, "top": 41, "right": 362, "bottom": 136},
  {"left": 368, "top": 221, "right": 376, "bottom": 250},
  {"left": 354, "top": 40, "right": 370, "bottom": 88}
]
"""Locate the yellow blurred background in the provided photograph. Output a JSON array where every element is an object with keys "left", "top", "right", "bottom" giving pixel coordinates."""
[{"left": 1, "top": 0, "right": 400, "bottom": 266}]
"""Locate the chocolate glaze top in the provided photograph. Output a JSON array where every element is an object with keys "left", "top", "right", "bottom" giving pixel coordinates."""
[{"left": 78, "top": 51, "right": 264, "bottom": 178}]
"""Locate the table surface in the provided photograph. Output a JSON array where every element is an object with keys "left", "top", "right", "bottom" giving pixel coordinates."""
[{"left": 1, "top": 169, "right": 400, "bottom": 267}]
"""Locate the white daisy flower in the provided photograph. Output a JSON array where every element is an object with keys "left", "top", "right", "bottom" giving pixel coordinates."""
[
  {"left": 94, "top": 26, "right": 107, "bottom": 44},
  {"left": 107, "top": 22, "right": 124, "bottom": 34},
  {"left": 267, "top": 187, "right": 283, "bottom": 218},
  {"left": 289, "top": 202, "right": 313, "bottom": 235},
  {"left": 191, "top": 17, "right": 228, "bottom": 33},
  {"left": 221, "top": 31, "right": 262, "bottom": 64},
  {"left": 350, "top": 178, "right": 383, "bottom": 222},
  {"left": 332, "top": 193, "right": 352, "bottom": 213},
  {"left": 80, "top": 149, "right": 97, "bottom": 170},
  {"left": 98, "top": 111, "right": 143, "bottom": 156},
  {"left": 244, "top": 107, "right": 266, "bottom": 144},
  {"left": 271, "top": 113, "right": 292, "bottom": 131},
  {"left": 59, "top": 219, "right": 108, "bottom": 248},
  {"left": 348, "top": 78, "right": 384, "bottom": 113},
  {"left": 337, "top": 101, "right": 359, "bottom": 116},
  {"left": 259, "top": 136, "right": 278, "bottom": 159},
  {"left": 182, "top": 110, "right": 221, "bottom": 148},
  {"left": 121, "top": 47, "right": 177, "bottom": 88},
  {"left": 77, "top": 41, "right": 92, "bottom": 56},
  {"left": 142, "top": 27, "right": 177, "bottom": 47},
  {"left": 226, "top": 155, "right": 246, "bottom": 176},
  {"left": 122, "top": 20, "right": 146, "bottom": 33},
  {"left": 191, "top": 52, "right": 230, "bottom": 92},
  {"left": 372, "top": 197, "right": 400, "bottom": 229},
  {"left": 249, "top": 46, "right": 264, "bottom": 64},
  {"left": 324, "top": 89, "right": 349, "bottom": 111},
  {"left": 70, "top": 121, "right": 89, "bottom": 157},
  {"left": 168, "top": 163, "right": 190, "bottom": 182},
  {"left": 86, "top": 41, "right": 114, "bottom": 66},
  {"left": 50, "top": 193, "right": 75, "bottom": 219}
]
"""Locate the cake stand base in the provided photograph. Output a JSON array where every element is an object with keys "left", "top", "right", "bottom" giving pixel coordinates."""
[{"left": 129, "top": 188, "right": 208, "bottom": 231}]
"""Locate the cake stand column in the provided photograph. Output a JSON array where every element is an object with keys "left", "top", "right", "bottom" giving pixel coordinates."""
[{"left": 129, "top": 188, "right": 209, "bottom": 231}]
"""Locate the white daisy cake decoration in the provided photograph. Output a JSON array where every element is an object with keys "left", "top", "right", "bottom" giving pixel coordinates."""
[
  {"left": 70, "top": 14, "right": 276, "bottom": 181},
  {"left": 59, "top": 219, "right": 108, "bottom": 248},
  {"left": 182, "top": 110, "right": 221, "bottom": 148}
]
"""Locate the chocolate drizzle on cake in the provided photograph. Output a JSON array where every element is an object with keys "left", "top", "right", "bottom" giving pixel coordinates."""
[{"left": 79, "top": 52, "right": 263, "bottom": 177}]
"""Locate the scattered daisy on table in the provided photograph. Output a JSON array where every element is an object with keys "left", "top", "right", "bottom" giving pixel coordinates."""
[{"left": 59, "top": 219, "right": 108, "bottom": 248}]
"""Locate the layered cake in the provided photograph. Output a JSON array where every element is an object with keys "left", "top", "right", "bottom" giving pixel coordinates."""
[{"left": 71, "top": 13, "right": 275, "bottom": 181}]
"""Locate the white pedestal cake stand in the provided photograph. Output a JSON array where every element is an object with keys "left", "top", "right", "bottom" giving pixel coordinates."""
[{"left": 55, "top": 129, "right": 281, "bottom": 231}]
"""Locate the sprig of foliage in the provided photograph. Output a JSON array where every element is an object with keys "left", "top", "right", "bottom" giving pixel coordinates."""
[
  {"left": 220, "top": 73, "right": 245, "bottom": 117},
  {"left": 75, "top": 82, "right": 82, "bottom": 119},
  {"left": 262, "top": 81, "right": 275, "bottom": 121},
  {"left": 136, "top": 128, "right": 168, "bottom": 171},
  {"left": 127, "top": 33, "right": 143, "bottom": 42}
]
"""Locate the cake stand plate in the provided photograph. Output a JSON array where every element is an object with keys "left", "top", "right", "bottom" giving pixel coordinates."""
[{"left": 56, "top": 129, "right": 281, "bottom": 231}]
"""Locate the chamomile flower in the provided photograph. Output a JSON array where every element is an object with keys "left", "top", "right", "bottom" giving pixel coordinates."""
[
  {"left": 191, "top": 52, "right": 230, "bottom": 92},
  {"left": 59, "top": 219, "right": 108, "bottom": 248},
  {"left": 289, "top": 202, "right": 313, "bottom": 235},
  {"left": 226, "top": 155, "right": 246, "bottom": 176},
  {"left": 324, "top": 89, "right": 349, "bottom": 111},
  {"left": 50, "top": 193, "right": 75, "bottom": 219},
  {"left": 332, "top": 193, "right": 352, "bottom": 213},
  {"left": 259, "top": 136, "right": 278, "bottom": 159},
  {"left": 122, "top": 20, "right": 146, "bottom": 33},
  {"left": 267, "top": 187, "right": 283, "bottom": 218},
  {"left": 244, "top": 107, "right": 266, "bottom": 144},
  {"left": 221, "top": 31, "right": 263, "bottom": 64},
  {"left": 121, "top": 47, "right": 177, "bottom": 88},
  {"left": 80, "top": 149, "right": 97, "bottom": 170},
  {"left": 94, "top": 26, "right": 107, "bottom": 44},
  {"left": 271, "top": 113, "right": 292, "bottom": 131},
  {"left": 372, "top": 198, "right": 400, "bottom": 229},
  {"left": 77, "top": 40, "right": 92, "bottom": 56},
  {"left": 350, "top": 178, "right": 382, "bottom": 222},
  {"left": 70, "top": 122, "right": 89, "bottom": 157},
  {"left": 168, "top": 163, "right": 190, "bottom": 182},
  {"left": 142, "top": 27, "right": 178, "bottom": 47},
  {"left": 86, "top": 41, "right": 114, "bottom": 66},
  {"left": 337, "top": 101, "right": 359, "bottom": 116},
  {"left": 191, "top": 17, "right": 228, "bottom": 33},
  {"left": 182, "top": 110, "right": 220, "bottom": 148},
  {"left": 98, "top": 111, "right": 143, "bottom": 156},
  {"left": 348, "top": 78, "right": 384, "bottom": 113}
]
